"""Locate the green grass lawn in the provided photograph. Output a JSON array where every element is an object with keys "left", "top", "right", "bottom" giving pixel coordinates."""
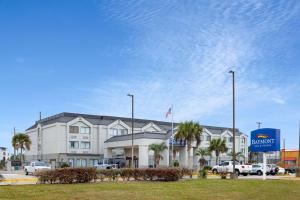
[{"left": 1, "top": 179, "right": 300, "bottom": 200}]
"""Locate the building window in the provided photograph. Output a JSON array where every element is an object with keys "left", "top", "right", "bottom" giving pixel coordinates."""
[
  {"left": 76, "top": 159, "right": 81, "bottom": 167},
  {"left": 120, "top": 129, "right": 128, "bottom": 135},
  {"left": 81, "top": 159, "right": 87, "bottom": 167},
  {"left": 69, "top": 159, "right": 75, "bottom": 167},
  {"left": 70, "top": 126, "right": 79, "bottom": 133},
  {"left": 241, "top": 148, "right": 245, "bottom": 154},
  {"left": 80, "top": 127, "right": 90, "bottom": 134},
  {"left": 81, "top": 142, "right": 91, "bottom": 149},
  {"left": 229, "top": 137, "right": 233, "bottom": 143},
  {"left": 241, "top": 137, "right": 245, "bottom": 144},
  {"left": 111, "top": 128, "right": 128, "bottom": 137},
  {"left": 69, "top": 141, "right": 79, "bottom": 149},
  {"left": 206, "top": 135, "right": 211, "bottom": 141}
]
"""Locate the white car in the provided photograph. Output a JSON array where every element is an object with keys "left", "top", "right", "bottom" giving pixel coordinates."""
[
  {"left": 94, "top": 159, "right": 118, "bottom": 169},
  {"left": 24, "top": 161, "right": 51, "bottom": 175},
  {"left": 212, "top": 161, "right": 252, "bottom": 176},
  {"left": 277, "top": 166, "right": 285, "bottom": 174},
  {"left": 249, "top": 163, "right": 271, "bottom": 175}
]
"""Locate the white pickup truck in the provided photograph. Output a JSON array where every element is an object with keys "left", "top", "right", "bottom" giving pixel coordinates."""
[
  {"left": 24, "top": 161, "right": 51, "bottom": 175},
  {"left": 212, "top": 161, "right": 252, "bottom": 176}
]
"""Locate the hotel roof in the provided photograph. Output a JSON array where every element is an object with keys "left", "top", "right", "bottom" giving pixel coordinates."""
[{"left": 26, "top": 112, "right": 246, "bottom": 136}]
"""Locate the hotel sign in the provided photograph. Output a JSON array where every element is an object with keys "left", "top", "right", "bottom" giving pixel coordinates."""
[{"left": 251, "top": 128, "right": 280, "bottom": 152}]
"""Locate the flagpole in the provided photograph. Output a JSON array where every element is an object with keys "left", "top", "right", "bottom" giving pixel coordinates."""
[{"left": 171, "top": 105, "right": 174, "bottom": 167}]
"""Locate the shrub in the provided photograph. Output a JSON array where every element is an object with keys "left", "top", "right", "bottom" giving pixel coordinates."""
[
  {"left": 60, "top": 163, "right": 70, "bottom": 168},
  {"left": 203, "top": 166, "right": 212, "bottom": 171},
  {"left": 37, "top": 168, "right": 96, "bottom": 184},
  {"left": 198, "top": 170, "right": 207, "bottom": 179},
  {"left": 181, "top": 168, "right": 193, "bottom": 178},
  {"left": 120, "top": 168, "right": 133, "bottom": 181},
  {"left": 38, "top": 167, "right": 183, "bottom": 184},
  {"left": 173, "top": 160, "right": 179, "bottom": 167}
]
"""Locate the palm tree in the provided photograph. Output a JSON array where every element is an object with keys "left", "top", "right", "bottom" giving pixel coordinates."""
[
  {"left": 195, "top": 148, "right": 211, "bottom": 170},
  {"left": 208, "top": 138, "right": 228, "bottom": 165},
  {"left": 175, "top": 121, "right": 203, "bottom": 169},
  {"left": 148, "top": 142, "right": 168, "bottom": 167},
  {"left": 228, "top": 151, "right": 245, "bottom": 163},
  {"left": 12, "top": 133, "right": 31, "bottom": 163}
]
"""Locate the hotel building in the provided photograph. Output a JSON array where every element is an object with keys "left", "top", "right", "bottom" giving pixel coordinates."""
[{"left": 25, "top": 112, "right": 248, "bottom": 168}]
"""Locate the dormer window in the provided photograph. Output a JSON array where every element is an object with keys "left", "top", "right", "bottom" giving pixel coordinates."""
[
  {"left": 80, "top": 127, "right": 90, "bottom": 134},
  {"left": 110, "top": 128, "right": 128, "bottom": 137},
  {"left": 69, "top": 126, "right": 79, "bottom": 134}
]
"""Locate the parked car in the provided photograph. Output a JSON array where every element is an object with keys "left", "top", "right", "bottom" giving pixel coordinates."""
[
  {"left": 267, "top": 164, "right": 279, "bottom": 175},
  {"left": 94, "top": 159, "right": 117, "bottom": 169},
  {"left": 277, "top": 166, "right": 285, "bottom": 174},
  {"left": 24, "top": 161, "right": 51, "bottom": 175},
  {"left": 212, "top": 161, "right": 252, "bottom": 176},
  {"left": 285, "top": 167, "right": 298, "bottom": 174},
  {"left": 249, "top": 163, "right": 271, "bottom": 176}
]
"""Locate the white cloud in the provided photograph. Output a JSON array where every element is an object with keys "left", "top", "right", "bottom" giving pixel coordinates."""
[{"left": 77, "top": 1, "right": 299, "bottom": 122}]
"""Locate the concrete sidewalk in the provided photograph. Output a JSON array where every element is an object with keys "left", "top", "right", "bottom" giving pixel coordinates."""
[{"left": 0, "top": 172, "right": 38, "bottom": 185}]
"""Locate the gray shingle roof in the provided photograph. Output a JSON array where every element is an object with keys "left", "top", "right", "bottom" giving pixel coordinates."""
[{"left": 26, "top": 112, "right": 245, "bottom": 136}]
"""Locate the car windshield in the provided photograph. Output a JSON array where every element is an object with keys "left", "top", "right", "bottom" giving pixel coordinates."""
[{"left": 35, "top": 162, "right": 47, "bottom": 166}]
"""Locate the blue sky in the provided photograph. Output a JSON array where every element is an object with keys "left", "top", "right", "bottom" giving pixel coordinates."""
[{"left": 0, "top": 0, "right": 300, "bottom": 152}]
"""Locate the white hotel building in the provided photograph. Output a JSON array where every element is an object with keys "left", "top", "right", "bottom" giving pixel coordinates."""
[{"left": 25, "top": 112, "right": 248, "bottom": 168}]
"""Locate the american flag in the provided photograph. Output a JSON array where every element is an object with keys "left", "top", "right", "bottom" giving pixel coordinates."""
[{"left": 165, "top": 107, "right": 172, "bottom": 118}]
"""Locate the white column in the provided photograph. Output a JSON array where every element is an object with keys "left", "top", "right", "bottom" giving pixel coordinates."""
[
  {"left": 263, "top": 153, "right": 267, "bottom": 180},
  {"left": 179, "top": 145, "right": 188, "bottom": 167},
  {"left": 104, "top": 148, "right": 112, "bottom": 158},
  {"left": 160, "top": 148, "right": 169, "bottom": 167},
  {"left": 138, "top": 145, "right": 149, "bottom": 168},
  {"left": 165, "top": 140, "right": 170, "bottom": 166}
]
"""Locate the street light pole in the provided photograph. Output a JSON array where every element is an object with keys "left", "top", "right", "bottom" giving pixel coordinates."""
[
  {"left": 229, "top": 70, "right": 237, "bottom": 179},
  {"left": 127, "top": 94, "right": 134, "bottom": 168},
  {"left": 297, "top": 122, "right": 300, "bottom": 177}
]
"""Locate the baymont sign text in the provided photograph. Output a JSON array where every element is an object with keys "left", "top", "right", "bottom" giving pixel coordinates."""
[{"left": 250, "top": 128, "right": 280, "bottom": 152}]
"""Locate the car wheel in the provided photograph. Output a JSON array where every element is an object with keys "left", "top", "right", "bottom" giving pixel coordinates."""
[
  {"left": 25, "top": 170, "right": 28, "bottom": 175},
  {"left": 235, "top": 169, "right": 240, "bottom": 176},
  {"left": 257, "top": 171, "right": 263, "bottom": 176},
  {"left": 212, "top": 169, "right": 218, "bottom": 174}
]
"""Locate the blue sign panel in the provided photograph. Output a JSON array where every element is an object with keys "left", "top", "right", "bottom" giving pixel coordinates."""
[
  {"left": 250, "top": 128, "right": 280, "bottom": 152},
  {"left": 169, "top": 138, "right": 186, "bottom": 146}
]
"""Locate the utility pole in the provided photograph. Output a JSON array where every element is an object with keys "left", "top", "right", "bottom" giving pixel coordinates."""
[
  {"left": 229, "top": 70, "right": 237, "bottom": 179},
  {"left": 257, "top": 122, "right": 262, "bottom": 129},
  {"left": 127, "top": 94, "right": 134, "bottom": 168}
]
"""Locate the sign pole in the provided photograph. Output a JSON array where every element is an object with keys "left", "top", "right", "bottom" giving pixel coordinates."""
[{"left": 263, "top": 152, "right": 267, "bottom": 180}]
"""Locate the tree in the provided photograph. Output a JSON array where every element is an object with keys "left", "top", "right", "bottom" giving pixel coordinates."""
[
  {"left": 195, "top": 148, "right": 211, "bottom": 170},
  {"left": 175, "top": 121, "right": 203, "bottom": 169},
  {"left": 148, "top": 142, "right": 168, "bottom": 167},
  {"left": 228, "top": 151, "right": 245, "bottom": 163},
  {"left": 12, "top": 133, "right": 31, "bottom": 163},
  {"left": 208, "top": 138, "right": 228, "bottom": 165}
]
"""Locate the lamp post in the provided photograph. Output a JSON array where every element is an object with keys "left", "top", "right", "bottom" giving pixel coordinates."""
[
  {"left": 127, "top": 94, "right": 134, "bottom": 168},
  {"left": 229, "top": 70, "right": 237, "bottom": 179},
  {"left": 297, "top": 122, "right": 300, "bottom": 177}
]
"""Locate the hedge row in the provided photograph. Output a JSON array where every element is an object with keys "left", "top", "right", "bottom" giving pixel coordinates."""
[
  {"left": 37, "top": 167, "right": 193, "bottom": 184},
  {"left": 37, "top": 168, "right": 96, "bottom": 184},
  {"left": 96, "top": 168, "right": 191, "bottom": 182}
]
